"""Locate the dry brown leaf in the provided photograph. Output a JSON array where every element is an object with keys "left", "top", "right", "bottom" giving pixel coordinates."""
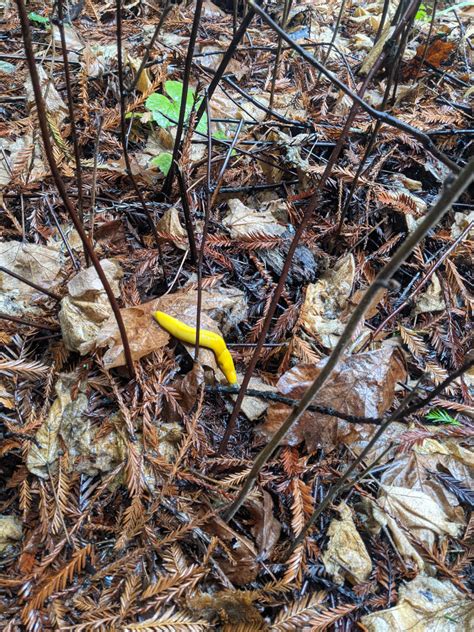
[
  {"left": 257, "top": 346, "right": 406, "bottom": 453},
  {"left": 157, "top": 205, "right": 188, "bottom": 250},
  {"left": 203, "top": 515, "right": 259, "bottom": 586},
  {"left": 322, "top": 503, "right": 372, "bottom": 585},
  {"left": 300, "top": 253, "right": 356, "bottom": 349},
  {"left": 415, "top": 38, "right": 456, "bottom": 68},
  {"left": 244, "top": 491, "right": 281, "bottom": 559}
]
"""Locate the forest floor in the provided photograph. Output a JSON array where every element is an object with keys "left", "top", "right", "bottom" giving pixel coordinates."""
[{"left": 0, "top": 0, "right": 473, "bottom": 630}]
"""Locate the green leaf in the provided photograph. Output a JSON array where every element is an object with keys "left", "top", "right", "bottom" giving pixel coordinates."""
[
  {"left": 28, "top": 11, "right": 50, "bottom": 25},
  {"left": 145, "top": 93, "right": 178, "bottom": 127},
  {"left": 150, "top": 152, "right": 173, "bottom": 176},
  {"left": 196, "top": 112, "right": 208, "bottom": 135},
  {"left": 425, "top": 409, "right": 460, "bottom": 426},
  {"left": 146, "top": 82, "right": 208, "bottom": 133},
  {"left": 415, "top": 3, "right": 428, "bottom": 20},
  {"left": 165, "top": 80, "right": 195, "bottom": 107}
]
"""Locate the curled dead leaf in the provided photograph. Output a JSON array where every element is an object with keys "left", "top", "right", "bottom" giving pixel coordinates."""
[{"left": 244, "top": 490, "right": 281, "bottom": 559}]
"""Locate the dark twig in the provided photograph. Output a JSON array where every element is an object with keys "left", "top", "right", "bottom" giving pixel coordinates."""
[
  {"left": 175, "top": 165, "right": 198, "bottom": 264},
  {"left": 366, "top": 221, "right": 473, "bottom": 346},
  {"left": 194, "top": 92, "right": 213, "bottom": 364},
  {"left": 194, "top": 9, "right": 256, "bottom": 125},
  {"left": 115, "top": 0, "right": 168, "bottom": 286},
  {"left": 209, "top": 372, "right": 474, "bottom": 427},
  {"left": 55, "top": 0, "right": 85, "bottom": 252},
  {"left": 15, "top": 0, "right": 135, "bottom": 377},
  {"left": 268, "top": 0, "right": 292, "bottom": 111},
  {"left": 0, "top": 312, "right": 59, "bottom": 331},
  {"left": 162, "top": 0, "right": 204, "bottom": 195},
  {"left": 126, "top": 4, "right": 172, "bottom": 94},
  {"left": 0, "top": 266, "right": 61, "bottom": 301},
  {"left": 45, "top": 197, "right": 81, "bottom": 270},
  {"left": 314, "top": 0, "right": 346, "bottom": 89},
  {"left": 209, "top": 119, "right": 243, "bottom": 208},
  {"left": 222, "top": 157, "right": 474, "bottom": 522}
]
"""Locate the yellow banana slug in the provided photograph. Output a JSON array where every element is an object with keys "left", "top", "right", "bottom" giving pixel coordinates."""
[{"left": 153, "top": 311, "right": 237, "bottom": 384}]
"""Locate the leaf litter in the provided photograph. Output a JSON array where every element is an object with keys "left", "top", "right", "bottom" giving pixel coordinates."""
[{"left": 0, "top": 0, "right": 472, "bottom": 629}]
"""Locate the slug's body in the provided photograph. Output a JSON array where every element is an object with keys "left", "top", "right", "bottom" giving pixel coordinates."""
[{"left": 153, "top": 311, "right": 237, "bottom": 384}]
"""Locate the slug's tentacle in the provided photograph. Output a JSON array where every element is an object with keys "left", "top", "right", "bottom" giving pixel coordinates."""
[{"left": 153, "top": 310, "right": 237, "bottom": 384}]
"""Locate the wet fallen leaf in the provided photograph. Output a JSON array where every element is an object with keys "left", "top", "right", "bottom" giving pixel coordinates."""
[
  {"left": 300, "top": 253, "right": 356, "bottom": 349},
  {"left": 93, "top": 219, "right": 127, "bottom": 250},
  {"left": 451, "top": 210, "right": 474, "bottom": 240},
  {"left": 360, "top": 575, "right": 471, "bottom": 632},
  {"left": 27, "top": 373, "right": 85, "bottom": 478},
  {"left": 0, "top": 134, "right": 48, "bottom": 186},
  {"left": 244, "top": 490, "right": 281, "bottom": 559},
  {"left": 376, "top": 484, "right": 464, "bottom": 551},
  {"left": 25, "top": 65, "right": 68, "bottom": 126},
  {"left": 127, "top": 55, "right": 152, "bottom": 93},
  {"left": 381, "top": 438, "right": 470, "bottom": 524},
  {"left": 27, "top": 373, "right": 178, "bottom": 479},
  {"left": 51, "top": 24, "right": 85, "bottom": 61},
  {"left": 0, "top": 241, "right": 61, "bottom": 316},
  {"left": 257, "top": 346, "right": 406, "bottom": 452},
  {"left": 322, "top": 503, "right": 372, "bottom": 585},
  {"left": 0, "top": 515, "right": 22, "bottom": 556},
  {"left": 414, "top": 273, "right": 446, "bottom": 314},
  {"left": 223, "top": 198, "right": 286, "bottom": 239},
  {"left": 59, "top": 259, "right": 124, "bottom": 355},
  {"left": 359, "top": 495, "right": 425, "bottom": 570},
  {"left": 164, "top": 364, "right": 205, "bottom": 421}
]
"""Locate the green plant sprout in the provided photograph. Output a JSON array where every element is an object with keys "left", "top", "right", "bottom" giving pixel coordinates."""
[
  {"left": 415, "top": 3, "right": 429, "bottom": 20},
  {"left": 425, "top": 408, "right": 461, "bottom": 426},
  {"left": 28, "top": 12, "right": 50, "bottom": 26},
  {"left": 145, "top": 80, "right": 229, "bottom": 175}
]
